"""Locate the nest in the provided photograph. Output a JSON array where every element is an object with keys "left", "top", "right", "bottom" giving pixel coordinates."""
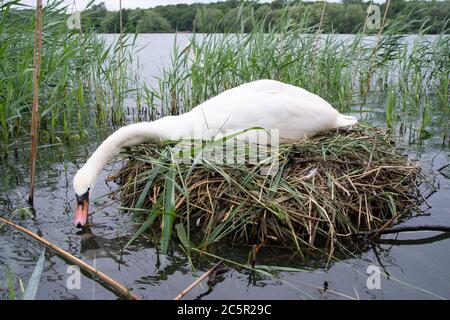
[{"left": 108, "top": 124, "right": 430, "bottom": 251}]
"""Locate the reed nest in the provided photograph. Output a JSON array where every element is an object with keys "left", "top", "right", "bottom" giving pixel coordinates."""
[{"left": 109, "top": 124, "right": 430, "bottom": 251}]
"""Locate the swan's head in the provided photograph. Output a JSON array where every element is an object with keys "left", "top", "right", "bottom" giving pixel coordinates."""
[{"left": 73, "top": 168, "right": 94, "bottom": 228}]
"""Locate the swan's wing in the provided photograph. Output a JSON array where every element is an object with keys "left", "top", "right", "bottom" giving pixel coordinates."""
[
  {"left": 218, "top": 79, "right": 331, "bottom": 108},
  {"left": 196, "top": 88, "right": 341, "bottom": 142}
]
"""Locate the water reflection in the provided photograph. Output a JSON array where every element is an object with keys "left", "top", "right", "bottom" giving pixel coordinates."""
[
  {"left": 77, "top": 227, "right": 126, "bottom": 266},
  {"left": 0, "top": 117, "right": 448, "bottom": 300},
  {"left": 0, "top": 34, "right": 449, "bottom": 300}
]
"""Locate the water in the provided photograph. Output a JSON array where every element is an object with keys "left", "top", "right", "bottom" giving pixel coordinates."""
[{"left": 0, "top": 34, "right": 449, "bottom": 300}]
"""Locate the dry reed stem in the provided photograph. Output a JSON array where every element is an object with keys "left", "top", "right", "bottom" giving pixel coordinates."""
[
  {"left": 174, "top": 260, "right": 224, "bottom": 300},
  {"left": 0, "top": 216, "right": 141, "bottom": 300},
  {"left": 28, "top": 0, "right": 43, "bottom": 204},
  {"left": 109, "top": 125, "right": 432, "bottom": 250}
]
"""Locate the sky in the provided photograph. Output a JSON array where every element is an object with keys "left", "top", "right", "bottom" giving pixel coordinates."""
[{"left": 18, "top": 0, "right": 367, "bottom": 11}]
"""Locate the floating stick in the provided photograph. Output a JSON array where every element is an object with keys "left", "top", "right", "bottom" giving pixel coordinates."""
[
  {"left": 354, "top": 224, "right": 450, "bottom": 239},
  {"left": 174, "top": 261, "right": 224, "bottom": 300},
  {"left": 0, "top": 216, "right": 140, "bottom": 300}
]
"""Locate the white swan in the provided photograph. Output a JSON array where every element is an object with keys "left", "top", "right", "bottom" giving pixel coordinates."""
[{"left": 73, "top": 79, "right": 357, "bottom": 227}]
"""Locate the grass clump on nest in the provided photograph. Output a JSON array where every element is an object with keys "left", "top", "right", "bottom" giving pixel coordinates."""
[{"left": 108, "top": 124, "right": 431, "bottom": 253}]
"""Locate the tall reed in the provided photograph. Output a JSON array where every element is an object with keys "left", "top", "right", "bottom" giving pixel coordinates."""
[
  {"left": 150, "top": 4, "right": 448, "bottom": 138},
  {"left": 28, "top": 0, "right": 43, "bottom": 204},
  {"left": 0, "top": 0, "right": 140, "bottom": 151}
]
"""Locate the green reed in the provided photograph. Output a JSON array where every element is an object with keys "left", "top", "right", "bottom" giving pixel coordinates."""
[
  {"left": 1, "top": 1, "right": 447, "bottom": 152},
  {"left": 0, "top": 0, "right": 138, "bottom": 151},
  {"left": 151, "top": 5, "right": 449, "bottom": 137}
]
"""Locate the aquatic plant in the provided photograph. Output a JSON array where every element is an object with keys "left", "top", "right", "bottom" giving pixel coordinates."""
[
  {"left": 109, "top": 125, "right": 432, "bottom": 254},
  {"left": 28, "top": 0, "right": 43, "bottom": 204},
  {"left": 1, "top": 248, "right": 45, "bottom": 300},
  {"left": 0, "top": 216, "right": 140, "bottom": 300},
  {"left": 0, "top": 0, "right": 139, "bottom": 150},
  {"left": 22, "top": 248, "right": 45, "bottom": 300},
  {"left": 151, "top": 5, "right": 449, "bottom": 136},
  {"left": 1, "top": 1, "right": 448, "bottom": 152}
]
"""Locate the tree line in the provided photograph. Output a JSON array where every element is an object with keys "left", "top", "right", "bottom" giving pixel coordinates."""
[{"left": 84, "top": 0, "right": 449, "bottom": 34}]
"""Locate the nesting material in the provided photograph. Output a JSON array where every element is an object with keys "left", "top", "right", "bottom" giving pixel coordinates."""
[{"left": 109, "top": 124, "right": 430, "bottom": 249}]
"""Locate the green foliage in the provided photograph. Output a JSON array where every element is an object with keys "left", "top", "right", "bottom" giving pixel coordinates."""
[
  {"left": 1, "top": 1, "right": 448, "bottom": 150},
  {"left": 87, "top": 0, "right": 450, "bottom": 34},
  {"left": 153, "top": 4, "right": 448, "bottom": 141},
  {"left": 194, "top": 7, "right": 224, "bottom": 33},
  {"left": 137, "top": 10, "right": 171, "bottom": 33},
  {"left": 0, "top": 0, "right": 139, "bottom": 148}
]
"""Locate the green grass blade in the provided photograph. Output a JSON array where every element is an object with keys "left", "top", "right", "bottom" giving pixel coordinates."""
[
  {"left": 123, "top": 205, "right": 160, "bottom": 250},
  {"left": 160, "top": 166, "right": 176, "bottom": 253},
  {"left": 175, "top": 223, "right": 190, "bottom": 249},
  {"left": 23, "top": 248, "right": 46, "bottom": 300}
]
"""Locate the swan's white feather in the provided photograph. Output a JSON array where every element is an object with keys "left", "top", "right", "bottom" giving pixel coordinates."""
[{"left": 73, "top": 79, "right": 357, "bottom": 195}]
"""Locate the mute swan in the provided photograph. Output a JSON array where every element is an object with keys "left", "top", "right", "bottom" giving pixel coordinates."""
[{"left": 73, "top": 79, "right": 357, "bottom": 227}]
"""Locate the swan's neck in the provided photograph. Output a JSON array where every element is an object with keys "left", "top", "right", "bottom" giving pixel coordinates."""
[{"left": 77, "top": 116, "right": 189, "bottom": 192}]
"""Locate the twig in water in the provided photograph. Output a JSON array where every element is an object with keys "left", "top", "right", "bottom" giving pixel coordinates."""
[
  {"left": 0, "top": 216, "right": 140, "bottom": 300},
  {"left": 174, "top": 260, "right": 224, "bottom": 300},
  {"left": 354, "top": 224, "right": 450, "bottom": 239}
]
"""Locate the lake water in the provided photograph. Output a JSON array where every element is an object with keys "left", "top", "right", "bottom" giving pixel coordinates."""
[{"left": 0, "top": 34, "right": 449, "bottom": 300}]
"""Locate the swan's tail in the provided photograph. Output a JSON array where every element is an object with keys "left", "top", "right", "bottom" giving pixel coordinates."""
[{"left": 335, "top": 115, "right": 358, "bottom": 128}]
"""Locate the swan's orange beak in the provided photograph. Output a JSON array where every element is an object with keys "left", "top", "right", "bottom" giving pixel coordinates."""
[{"left": 74, "top": 192, "right": 89, "bottom": 228}]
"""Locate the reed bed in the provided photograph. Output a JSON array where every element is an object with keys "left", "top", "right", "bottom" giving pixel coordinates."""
[
  {"left": 156, "top": 13, "right": 449, "bottom": 111},
  {"left": 1, "top": 1, "right": 448, "bottom": 153},
  {"left": 0, "top": 0, "right": 139, "bottom": 150},
  {"left": 109, "top": 124, "right": 432, "bottom": 254},
  {"left": 154, "top": 10, "right": 449, "bottom": 144}
]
